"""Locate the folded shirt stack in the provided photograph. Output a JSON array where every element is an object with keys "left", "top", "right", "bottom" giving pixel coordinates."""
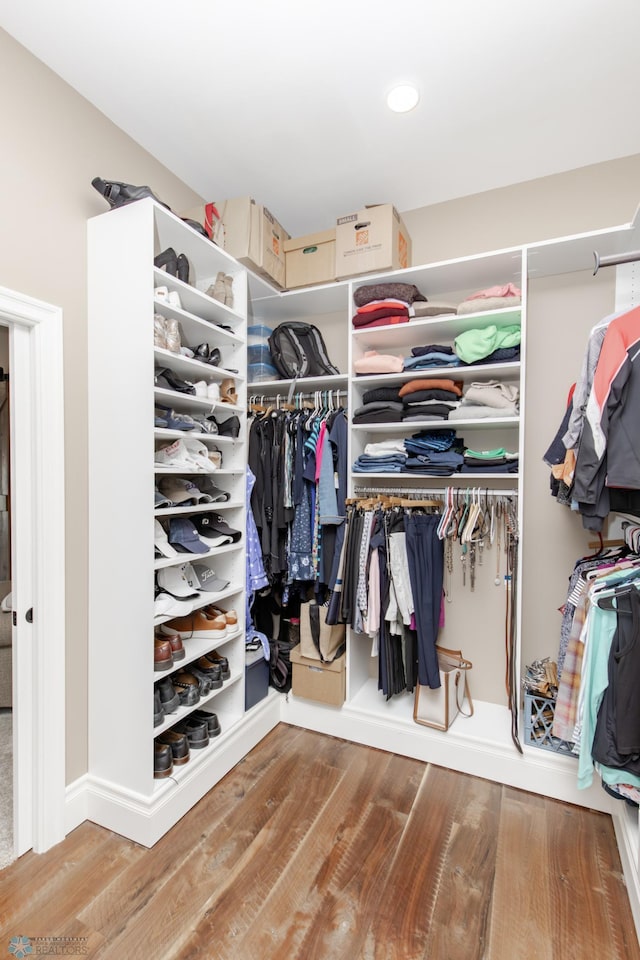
[
  {"left": 352, "top": 401, "right": 405, "bottom": 424},
  {"left": 352, "top": 299, "right": 411, "bottom": 330},
  {"left": 456, "top": 283, "right": 522, "bottom": 316},
  {"left": 352, "top": 453, "right": 407, "bottom": 473},
  {"left": 448, "top": 380, "right": 519, "bottom": 420},
  {"left": 454, "top": 323, "right": 521, "bottom": 364},
  {"left": 461, "top": 447, "right": 519, "bottom": 474},
  {"left": 403, "top": 429, "right": 464, "bottom": 476},
  {"left": 399, "top": 378, "right": 463, "bottom": 422},
  {"left": 403, "top": 343, "right": 461, "bottom": 371},
  {"left": 354, "top": 282, "right": 427, "bottom": 308}
]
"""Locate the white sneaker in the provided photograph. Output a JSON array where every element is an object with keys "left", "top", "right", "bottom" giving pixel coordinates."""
[
  {"left": 208, "top": 382, "right": 220, "bottom": 401},
  {"left": 155, "top": 286, "right": 182, "bottom": 310},
  {"left": 192, "top": 381, "right": 208, "bottom": 398}
]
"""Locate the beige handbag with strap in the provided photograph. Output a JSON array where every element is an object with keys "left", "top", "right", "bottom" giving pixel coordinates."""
[{"left": 413, "top": 645, "right": 474, "bottom": 732}]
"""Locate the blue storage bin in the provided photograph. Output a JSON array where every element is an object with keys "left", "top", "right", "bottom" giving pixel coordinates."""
[
  {"left": 248, "top": 343, "right": 274, "bottom": 365},
  {"left": 245, "top": 648, "right": 269, "bottom": 710},
  {"left": 248, "top": 361, "right": 279, "bottom": 383},
  {"left": 247, "top": 323, "right": 274, "bottom": 345}
]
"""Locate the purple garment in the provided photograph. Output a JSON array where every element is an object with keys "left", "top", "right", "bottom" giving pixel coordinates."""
[{"left": 246, "top": 466, "right": 268, "bottom": 630}]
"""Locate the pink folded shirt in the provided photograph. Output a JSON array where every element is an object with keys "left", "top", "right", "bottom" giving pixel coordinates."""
[
  {"left": 466, "top": 283, "right": 521, "bottom": 300},
  {"left": 353, "top": 351, "right": 404, "bottom": 375}
]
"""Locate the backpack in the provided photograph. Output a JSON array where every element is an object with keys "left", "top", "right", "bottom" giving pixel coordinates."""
[{"left": 268, "top": 321, "right": 340, "bottom": 379}]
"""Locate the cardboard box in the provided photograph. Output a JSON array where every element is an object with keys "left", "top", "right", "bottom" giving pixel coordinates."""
[
  {"left": 181, "top": 197, "right": 289, "bottom": 289},
  {"left": 290, "top": 645, "right": 345, "bottom": 707},
  {"left": 284, "top": 228, "right": 336, "bottom": 289},
  {"left": 335, "top": 203, "right": 411, "bottom": 279}
]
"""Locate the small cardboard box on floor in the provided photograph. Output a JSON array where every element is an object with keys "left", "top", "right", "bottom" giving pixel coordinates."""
[
  {"left": 335, "top": 203, "right": 411, "bottom": 279},
  {"left": 290, "top": 644, "right": 346, "bottom": 707},
  {"left": 284, "top": 228, "right": 336, "bottom": 289},
  {"left": 181, "top": 196, "right": 289, "bottom": 289}
]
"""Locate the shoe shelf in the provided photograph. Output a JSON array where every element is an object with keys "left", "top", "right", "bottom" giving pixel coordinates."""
[
  {"left": 153, "top": 290, "right": 245, "bottom": 342},
  {"left": 154, "top": 626, "right": 242, "bottom": 682},
  {"left": 154, "top": 429, "right": 239, "bottom": 445},
  {"left": 154, "top": 347, "right": 245, "bottom": 384},
  {"left": 154, "top": 540, "right": 243, "bottom": 571},
  {"left": 152, "top": 692, "right": 246, "bottom": 796},
  {"left": 154, "top": 671, "right": 242, "bottom": 737},
  {"left": 154, "top": 583, "right": 244, "bottom": 627},
  {"left": 153, "top": 387, "right": 244, "bottom": 416},
  {"left": 154, "top": 500, "right": 245, "bottom": 517}
]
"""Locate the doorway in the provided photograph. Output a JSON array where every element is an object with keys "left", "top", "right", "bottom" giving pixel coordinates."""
[{"left": 0, "top": 286, "right": 66, "bottom": 861}]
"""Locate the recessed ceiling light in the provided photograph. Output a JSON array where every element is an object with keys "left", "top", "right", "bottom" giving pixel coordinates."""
[{"left": 387, "top": 84, "right": 420, "bottom": 113}]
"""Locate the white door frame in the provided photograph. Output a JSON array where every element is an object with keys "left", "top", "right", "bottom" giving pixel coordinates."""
[{"left": 0, "top": 285, "right": 65, "bottom": 856}]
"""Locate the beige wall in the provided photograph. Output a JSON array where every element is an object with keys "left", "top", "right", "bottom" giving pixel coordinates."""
[
  {"left": 403, "top": 155, "right": 640, "bottom": 265},
  {"left": 2, "top": 22, "right": 640, "bottom": 786},
  {"left": 0, "top": 28, "right": 203, "bottom": 783}
]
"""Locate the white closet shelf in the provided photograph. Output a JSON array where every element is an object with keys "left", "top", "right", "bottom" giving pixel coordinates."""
[
  {"left": 153, "top": 271, "right": 244, "bottom": 328},
  {"left": 153, "top": 626, "right": 243, "bottom": 680},
  {"left": 153, "top": 388, "right": 243, "bottom": 415},
  {"left": 154, "top": 540, "right": 243, "bottom": 571},
  {"left": 154, "top": 348, "right": 244, "bottom": 383},
  {"left": 351, "top": 417, "right": 520, "bottom": 432},
  {"left": 153, "top": 582, "right": 244, "bottom": 627},
  {"left": 154, "top": 467, "right": 244, "bottom": 476},
  {"left": 247, "top": 373, "right": 348, "bottom": 392},
  {"left": 154, "top": 429, "right": 239, "bottom": 445},
  {"left": 154, "top": 501, "right": 244, "bottom": 517},
  {"left": 350, "top": 471, "right": 520, "bottom": 482},
  {"left": 248, "top": 271, "right": 350, "bottom": 321},
  {"left": 153, "top": 294, "right": 244, "bottom": 344},
  {"left": 352, "top": 308, "right": 521, "bottom": 350},
  {"left": 352, "top": 362, "right": 520, "bottom": 387},
  {"left": 153, "top": 672, "right": 242, "bottom": 737}
]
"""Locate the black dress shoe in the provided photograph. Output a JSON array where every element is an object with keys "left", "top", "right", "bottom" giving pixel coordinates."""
[
  {"left": 190, "top": 664, "right": 222, "bottom": 691},
  {"left": 194, "top": 657, "right": 224, "bottom": 684},
  {"left": 156, "top": 730, "right": 190, "bottom": 765},
  {"left": 156, "top": 677, "right": 180, "bottom": 714},
  {"left": 192, "top": 710, "right": 222, "bottom": 738},
  {"left": 155, "top": 368, "right": 196, "bottom": 395},
  {"left": 154, "top": 247, "right": 178, "bottom": 276},
  {"left": 176, "top": 717, "right": 210, "bottom": 749},
  {"left": 154, "top": 742, "right": 173, "bottom": 778},
  {"left": 176, "top": 253, "right": 190, "bottom": 284},
  {"left": 172, "top": 672, "right": 201, "bottom": 706},
  {"left": 202, "top": 651, "right": 230, "bottom": 681},
  {"left": 154, "top": 689, "right": 165, "bottom": 727}
]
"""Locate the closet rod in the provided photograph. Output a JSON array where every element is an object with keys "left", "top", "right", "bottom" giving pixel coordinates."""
[
  {"left": 353, "top": 485, "right": 518, "bottom": 498},
  {"left": 592, "top": 249, "right": 640, "bottom": 276}
]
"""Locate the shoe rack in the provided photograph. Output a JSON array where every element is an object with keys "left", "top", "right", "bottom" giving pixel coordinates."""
[{"left": 87, "top": 198, "right": 280, "bottom": 846}]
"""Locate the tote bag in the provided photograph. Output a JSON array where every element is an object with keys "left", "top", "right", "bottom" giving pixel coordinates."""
[
  {"left": 299, "top": 602, "right": 346, "bottom": 664},
  {"left": 413, "top": 646, "right": 473, "bottom": 732}
]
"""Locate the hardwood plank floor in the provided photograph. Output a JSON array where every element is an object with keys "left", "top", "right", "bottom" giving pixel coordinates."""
[{"left": 0, "top": 723, "right": 638, "bottom": 960}]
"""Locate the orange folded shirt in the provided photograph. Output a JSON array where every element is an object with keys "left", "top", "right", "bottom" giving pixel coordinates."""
[{"left": 399, "top": 379, "right": 463, "bottom": 397}]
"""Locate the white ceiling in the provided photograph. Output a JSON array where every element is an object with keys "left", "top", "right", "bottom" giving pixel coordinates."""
[{"left": 2, "top": 0, "right": 640, "bottom": 236}]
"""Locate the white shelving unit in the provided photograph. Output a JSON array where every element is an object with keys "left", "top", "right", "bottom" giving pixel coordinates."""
[
  {"left": 84, "top": 200, "right": 640, "bottom": 935},
  {"left": 87, "top": 199, "right": 280, "bottom": 846}
]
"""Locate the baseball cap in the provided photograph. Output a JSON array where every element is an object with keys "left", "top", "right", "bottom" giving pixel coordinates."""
[
  {"left": 158, "top": 477, "right": 214, "bottom": 505},
  {"left": 193, "top": 513, "right": 242, "bottom": 546},
  {"left": 155, "top": 487, "right": 172, "bottom": 509},
  {"left": 168, "top": 518, "right": 210, "bottom": 554},
  {"left": 194, "top": 477, "right": 230, "bottom": 503},
  {"left": 156, "top": 563, "right": 200, "bottom": 599},
  {"left": 189, "top": 562, "right": 230, "bottom": 593},
  {"left": 154, "top": 519, "right": 178, "bottom": 558}
]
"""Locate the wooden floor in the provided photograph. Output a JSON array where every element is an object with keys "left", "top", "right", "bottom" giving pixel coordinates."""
[{"left": 1, "top": 723, "right": 638, "bottom": 959}]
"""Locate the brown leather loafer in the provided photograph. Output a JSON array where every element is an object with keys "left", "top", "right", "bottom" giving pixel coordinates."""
[
  {"left": 154, "top": 638, "right": 174, "bottom": 671},
  {"left": 154, "top": 742, "right": 173, "bottom": 778}
]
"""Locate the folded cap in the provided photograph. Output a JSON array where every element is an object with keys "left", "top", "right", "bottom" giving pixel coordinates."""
[
  {"left": 154, "top": 520, "right": 178, "bottom": 558},
  {"left": 195, "top": 477, "right": 230, "bottom": 502},
  {"left": 193, "top": 513, "right": 242, "bottom": 545},
  {"left": 155, "top": 488, "right": 173, "bottom": 509},
  {"left": 158, "top": 477, "right": 214, "bottom": 505},
  {"left": 156, "top": 563, "right": 201, "bottom": 599},
  {"left": 169, "top": 518, "right": 210, "bottom": 554},
  {"left": 154, "top": 591, "right": 193, "bottom": 618},
  {"left": 189, "top": 562, "right": 230, "bottom": 593}
]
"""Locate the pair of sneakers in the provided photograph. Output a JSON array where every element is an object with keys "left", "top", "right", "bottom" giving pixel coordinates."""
[
  {"left": 192, "top": 380, "right": 221, "bottom": 401},
  {"left": 154, "top": 314, "right": 181, "bottom": 353},
  {"left": 206, "top": 272, "right": 234, "bottom": 309}
]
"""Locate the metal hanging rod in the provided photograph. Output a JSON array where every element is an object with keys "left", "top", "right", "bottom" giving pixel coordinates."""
[
  {"left": 353, "top": 485, "right": 518, "bottom": 498},
  {"left": 593, "top": 249, "right": 640, "bottom": 276}
]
